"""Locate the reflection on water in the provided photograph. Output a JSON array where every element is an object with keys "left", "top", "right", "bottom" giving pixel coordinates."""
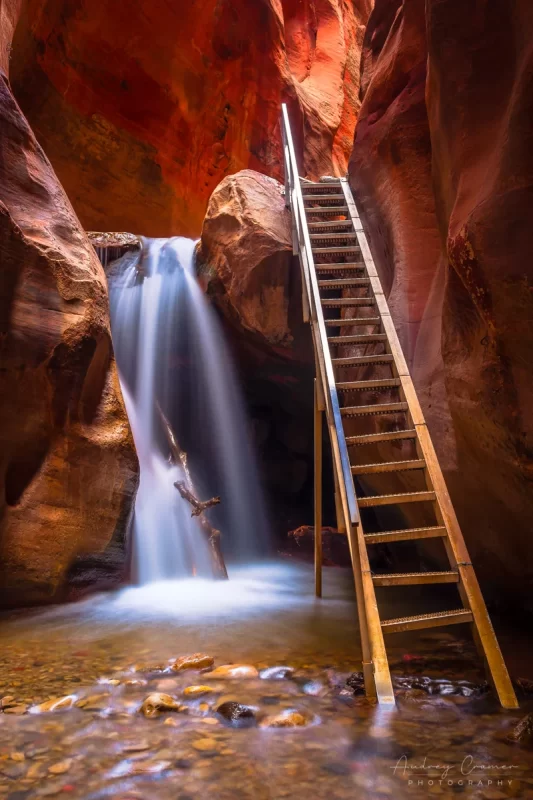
[{"left": 0, "top": 563, "right": 531, "bottom": 799}]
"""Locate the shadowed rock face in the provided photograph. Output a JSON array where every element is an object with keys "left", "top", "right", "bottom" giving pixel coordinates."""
[
  {"left": 0, "top": 7, "right": 138, "bottom": 607},
  {"left": 8, "top": 0, "right": 371, "bottom": 237},
  {"left": 350, "top": 0, "right": 533, "bottom": 609}
]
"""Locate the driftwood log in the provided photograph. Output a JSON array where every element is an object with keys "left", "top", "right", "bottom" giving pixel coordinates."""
[
  {"left": 157, "top": 405, "right": 228, "bottom": 580},
  {"left": 174, "top": 482, "right": 220, "bottom": 517}
]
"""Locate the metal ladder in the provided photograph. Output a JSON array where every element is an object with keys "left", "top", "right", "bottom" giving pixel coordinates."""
[{"left": 281, "top": 104, "right": 518, "bottom": 709}]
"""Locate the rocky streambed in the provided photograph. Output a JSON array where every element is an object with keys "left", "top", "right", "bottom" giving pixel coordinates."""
[{"left": 0, "top": 562, "right": 531, "bottom": 799}]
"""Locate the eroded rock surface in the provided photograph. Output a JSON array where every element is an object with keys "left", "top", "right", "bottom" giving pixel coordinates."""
[
  {"left": 9, "top": 0, "right": 372, "bottom": 236},
  {"left": 350, "top": 0, "right": 533, "bottom": 609},
  {"left": 199, "top": 171, "right": 294, "bottom": 347},
  {"left": 0, "top": 15, "right": 138, "bottom": 607}
]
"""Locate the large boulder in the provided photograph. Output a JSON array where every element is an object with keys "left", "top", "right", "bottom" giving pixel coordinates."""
[
  {"left": 349, "top": 0, "right": 533, "bottom": 609},
  {"left": 198, "top": 169, "right": 315, "bottom": 374},
  {"left": 0, "top": 12, "right": 138, "bottom": 607},
  {"left": 8, "top": 0, "right": 371, "bottom": 236},
  {"left": 199, "top": 170, "right": 294, "bottom": 347}
]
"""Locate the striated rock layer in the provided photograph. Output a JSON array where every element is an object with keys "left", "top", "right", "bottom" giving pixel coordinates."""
[
  {"left": 9, "top": 0, "right": 371, "bottom": 237},
  {"left": 350, "top": 0, "right": 533, "bottom": 609},
  {"left": 0, "top": 8, "right": 138, "bottom": 607}
]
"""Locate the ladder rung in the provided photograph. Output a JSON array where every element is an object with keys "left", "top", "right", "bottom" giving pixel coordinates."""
[
  {"left": 352, "top": 459, "right": 426, "bottom": 475},
  {"left": 325, "top": 317, "right": 381, "bottom": 327},
  {"left": 358, "top": 491, "right": 437, "bottom": 507},
  {"left": 373, "top": 571, "right": 459, "bottom": 587},
  {"left": 315, "top": 263, "right": 364, "bottom": 272},
  {"left": 322, "top": 298, "right": 375, "bottom": 308},
  {"left": 319, "top": 278, "right": 370, "bottom": 288},
  {"left": 309, "top": 220, "right": 352, "bottom": 229},
  {"left": 328, "top": 333, "right": 388, "bottom": 344},
  {"left": 333, "top": 354, "right": 393, "bottom": 366},
  {"left": 364, "top": 526, "right": 447, "bottom": 544},
  {"left": 324, "top": 317, "right": 381, "bottom": 328},
  {"left": 346, "top": 429, "right": 416, "bottom": 445},
  {"left": 306, "top": 206, "right": 349, "bottom": 215},
  {"left": 341, "top": 402, "right": 408, "bottom": 417},
  {"left": 313, "top": 246, "right": 361, "bottom": 254},
  {"left": 381, "top": 608, "right": 473, "bottom": 634},
  {"left": 304, "top": 194, "right": 345, "bottom": 201},
  {"left": 301, "top": 181, "right": 341, "bottom": 189},
  {"left": 337, "top": 379, "right": 400, "bottom": 392},
  {"left": 310, "top": 233, "right": 358, "bottom": 241}
]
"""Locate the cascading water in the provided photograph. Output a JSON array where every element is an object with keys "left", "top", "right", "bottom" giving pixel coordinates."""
[{"left": 108, "top": 237, "right": 269, "bottom": 584}]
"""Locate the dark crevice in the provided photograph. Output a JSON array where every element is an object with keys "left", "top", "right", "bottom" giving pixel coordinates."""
[{"left": 4, "top": 436, "right": 50, "bottom": 507}]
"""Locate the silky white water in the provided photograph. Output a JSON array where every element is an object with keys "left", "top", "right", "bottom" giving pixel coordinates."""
[{"left": 108, "top": 237, "right": 269, "bottom": 584}]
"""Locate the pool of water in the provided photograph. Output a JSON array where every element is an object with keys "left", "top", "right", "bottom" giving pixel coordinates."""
[{"left": 0, "top": 562, "right": 531, "bottom": 798}]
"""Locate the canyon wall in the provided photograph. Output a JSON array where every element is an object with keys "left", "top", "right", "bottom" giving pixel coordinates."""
[
  {"left": 350, "top": 0, "right": 533, "bottom": 609},
  {"left": 9, "top": 0, "right": 371, "bottom": 237},
  {"left": 0, "top": 1, "right": 138, "bottom": 607},
  {"left": 4, "top": 0, "right": 532, "bottom": 609}
]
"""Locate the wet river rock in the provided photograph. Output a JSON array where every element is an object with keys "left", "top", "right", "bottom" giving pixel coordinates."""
[
  {"left": 170, "top": 653, "right": 215, "bottom": 672},
  {"left": 205, "top": 665, "right": 259, "bottom": 679},
  {"left": 184, "top": 685, "right": 218, "bottom": 698},
  {"left": 216, "top": 701, "right": 257, "bottom": 727},
  {"left": 140, "top": 693, "right": 181, "bottom": 718},
  {"left": 259, "top": 709, "right": 314, "bottom": 728},
  {"left": 259, "top": 666, "right": 294, "bottom": 680},
  {"left": 31, "top": 695, "right": 76, "bottom": 713},
  {"left": 346, "top": 672, "right": 365, "bottom": 695},
  {"left": 508, "top": 713, "right": 533, "bottom": 745}
]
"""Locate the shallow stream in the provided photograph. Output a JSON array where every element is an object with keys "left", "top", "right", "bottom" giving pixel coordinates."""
[{"left": 0, "top": 562, "right": 531, "bottom": 799}]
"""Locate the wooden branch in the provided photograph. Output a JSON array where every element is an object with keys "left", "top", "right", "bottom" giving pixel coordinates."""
[
  {"left": 156, "top": 404, "right": 228, "bottom": 580},
  {"left": 174, "top": 481, "right": 220, "bottom": 517},
  {"left": 159, "top": 406, "right": 190, "bottom": 479}
]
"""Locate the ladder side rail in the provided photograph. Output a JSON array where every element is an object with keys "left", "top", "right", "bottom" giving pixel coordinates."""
[
  {"left": 296, "top": 224, "right": 311, "bottom": 324},
  {"left": 281, "top": 123, "right": 292, "bottom": 211},
  {"left": 416, "top": 427, "right": 519, "bottom": 708},
  {"left": 282, "top": 121, "right": 309, "bottom": 320},
  {"left": 282, "top": 130, "right": 299, "bottom": 258},
  {"left": 281, "top": 105, "right": 359, "bottom": 529},
  {"left": 341, "top": 178, "right": 518, "bottom": 710}
]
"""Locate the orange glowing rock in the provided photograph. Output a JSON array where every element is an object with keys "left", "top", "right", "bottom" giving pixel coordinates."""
[{"left": 10, "top": 0, "right": 372, "bottom": 236}]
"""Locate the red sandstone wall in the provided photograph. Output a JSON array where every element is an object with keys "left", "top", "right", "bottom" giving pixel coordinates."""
[
  {"left": 9, "top": 0, "right": 371, "bottom": 237},
  {"left": 0, "top": 0, "right": 21, "bottom": 74},
  {"left": 350, "top": 0, "right": 533, "bottom": 608},
  {"left": 0, "top": 1, "right": 138, "bottom": 606}
]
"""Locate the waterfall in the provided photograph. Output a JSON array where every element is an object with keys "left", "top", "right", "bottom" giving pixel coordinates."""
[{"left": 108, "top": 237, "right": 269, "bottom": 584}]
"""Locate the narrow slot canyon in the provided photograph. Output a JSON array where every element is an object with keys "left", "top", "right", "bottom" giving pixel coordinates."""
[{"left": 0, "top": 1, "right": 532, "bottom": 797}]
